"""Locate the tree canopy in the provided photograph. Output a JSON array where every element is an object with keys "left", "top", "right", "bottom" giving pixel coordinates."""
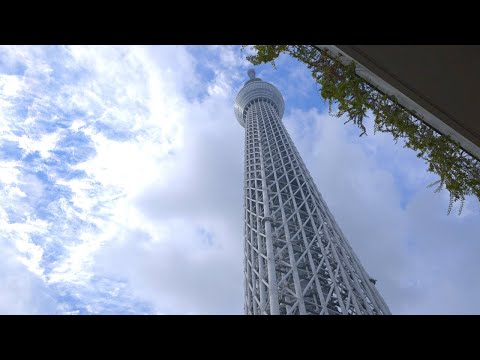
[{"left": 243, "top": 45, "right": 480, "bottom": 215}]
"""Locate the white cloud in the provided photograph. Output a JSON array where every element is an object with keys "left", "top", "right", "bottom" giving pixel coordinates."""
[
  {"left": 283, "top": 107, "right": 480, "bottom": 314},
  {"left": 17, "top": 131, "right": 60, "bottom": 159},
  {"left": 0, "top": 246, "right": 56, "bottom": 314},
  {"left": 89, "top": 57, "right": 246, "bottom": 314},
  {"left": 0, "top": 74, "right": 23, "bottom": 97},
  {"left": 1, "top": 45, "right": 479, "bottom": 315},
  {"left": 0, "top": 162, "right": 21, "bottom": 184}
]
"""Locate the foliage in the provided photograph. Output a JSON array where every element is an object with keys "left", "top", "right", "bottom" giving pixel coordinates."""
[{"left": 242, "top": 45, "right": 480, "bottom": 215}]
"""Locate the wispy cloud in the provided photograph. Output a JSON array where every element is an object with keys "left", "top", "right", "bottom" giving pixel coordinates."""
[{"left": 0, "top": 45, "right": 478, "bottom": 314}]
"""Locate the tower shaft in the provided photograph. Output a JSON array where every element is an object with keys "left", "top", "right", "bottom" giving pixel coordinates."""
[{"left": 237, "top": 71, "right": 390, "bottom": 315}]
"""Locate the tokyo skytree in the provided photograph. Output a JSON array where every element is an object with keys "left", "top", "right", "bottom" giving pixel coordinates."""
[{"left": 234, "top": 69, "right": 391, "bottom": 315}]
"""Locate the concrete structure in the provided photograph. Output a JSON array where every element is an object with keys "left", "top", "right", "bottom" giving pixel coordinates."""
[
  {"left": 315, "top": 45, "right": 480, "bottom": 160},
  {"left": 234, "top": 70, "right": 391, "bottom": 315}
]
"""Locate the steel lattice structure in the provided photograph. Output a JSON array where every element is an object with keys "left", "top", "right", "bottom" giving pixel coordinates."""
[{"left": 234, "top": 70, "right": 391, "bottom": 315}]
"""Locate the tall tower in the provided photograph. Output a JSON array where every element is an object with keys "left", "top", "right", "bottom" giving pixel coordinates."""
[{"left": 234, "top": 70, "right": 391, "bottom": 315}]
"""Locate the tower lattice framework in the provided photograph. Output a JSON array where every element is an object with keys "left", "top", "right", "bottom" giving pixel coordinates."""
[{"left": 234, "top": 70, "right": 391, "bottom": 315}]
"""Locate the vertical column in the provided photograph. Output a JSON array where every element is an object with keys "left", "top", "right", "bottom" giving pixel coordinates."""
[{"left": 257, "top": 102, "right": 280, "bottom": 315}]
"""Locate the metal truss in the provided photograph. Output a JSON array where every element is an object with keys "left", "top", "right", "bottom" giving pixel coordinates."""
[{"left": 236, "top": 71, "right": 391, "bottom": 315}]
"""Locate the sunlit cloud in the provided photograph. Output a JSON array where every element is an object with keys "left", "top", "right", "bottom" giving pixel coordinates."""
[{"left": 0, "top": 45, "right": 478, "bottom": 314}]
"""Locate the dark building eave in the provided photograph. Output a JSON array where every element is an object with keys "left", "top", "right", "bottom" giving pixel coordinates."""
[{"left": 316, "top": 45, "right": 480, "bottom": 160}]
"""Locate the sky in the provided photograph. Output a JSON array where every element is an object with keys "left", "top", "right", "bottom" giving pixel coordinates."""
[{"left": 0, "top": 45, "right": 479, "bottom": 315}]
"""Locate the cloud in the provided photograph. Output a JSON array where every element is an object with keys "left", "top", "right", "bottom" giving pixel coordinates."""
[
  {"left": 0, "top": 45, "right": 250, "bottom": 314},
  {"left": 0, "top": 45, "right": 479, "bottom": 315},
  {"left": 283, "top": 107, "right": 480, "bottom": 314},
  {"left": 0, "top": 207, "right": 56, "bottom": 314},
  {"left": 0, "top": 252, "right": 57, "bottom": 314},
  {"left": 94, "top": 223, "right": 244, "bottom": 314},
  {"left": 92, "top": 62, "right": 247, "bottom": 314}
]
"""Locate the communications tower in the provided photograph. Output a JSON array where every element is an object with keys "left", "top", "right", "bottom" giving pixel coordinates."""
[{"left": 234, "top": 69, "right": 391, "bottom": 315}]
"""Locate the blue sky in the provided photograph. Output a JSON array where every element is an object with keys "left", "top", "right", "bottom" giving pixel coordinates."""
[{"left": 0, "top": 45, "right": 479, "bottom": 314}]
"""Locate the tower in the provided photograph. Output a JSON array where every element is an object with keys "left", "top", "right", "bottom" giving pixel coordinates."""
[{"left": 234, "top": 70, "right": 391, "bottom": 315}]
